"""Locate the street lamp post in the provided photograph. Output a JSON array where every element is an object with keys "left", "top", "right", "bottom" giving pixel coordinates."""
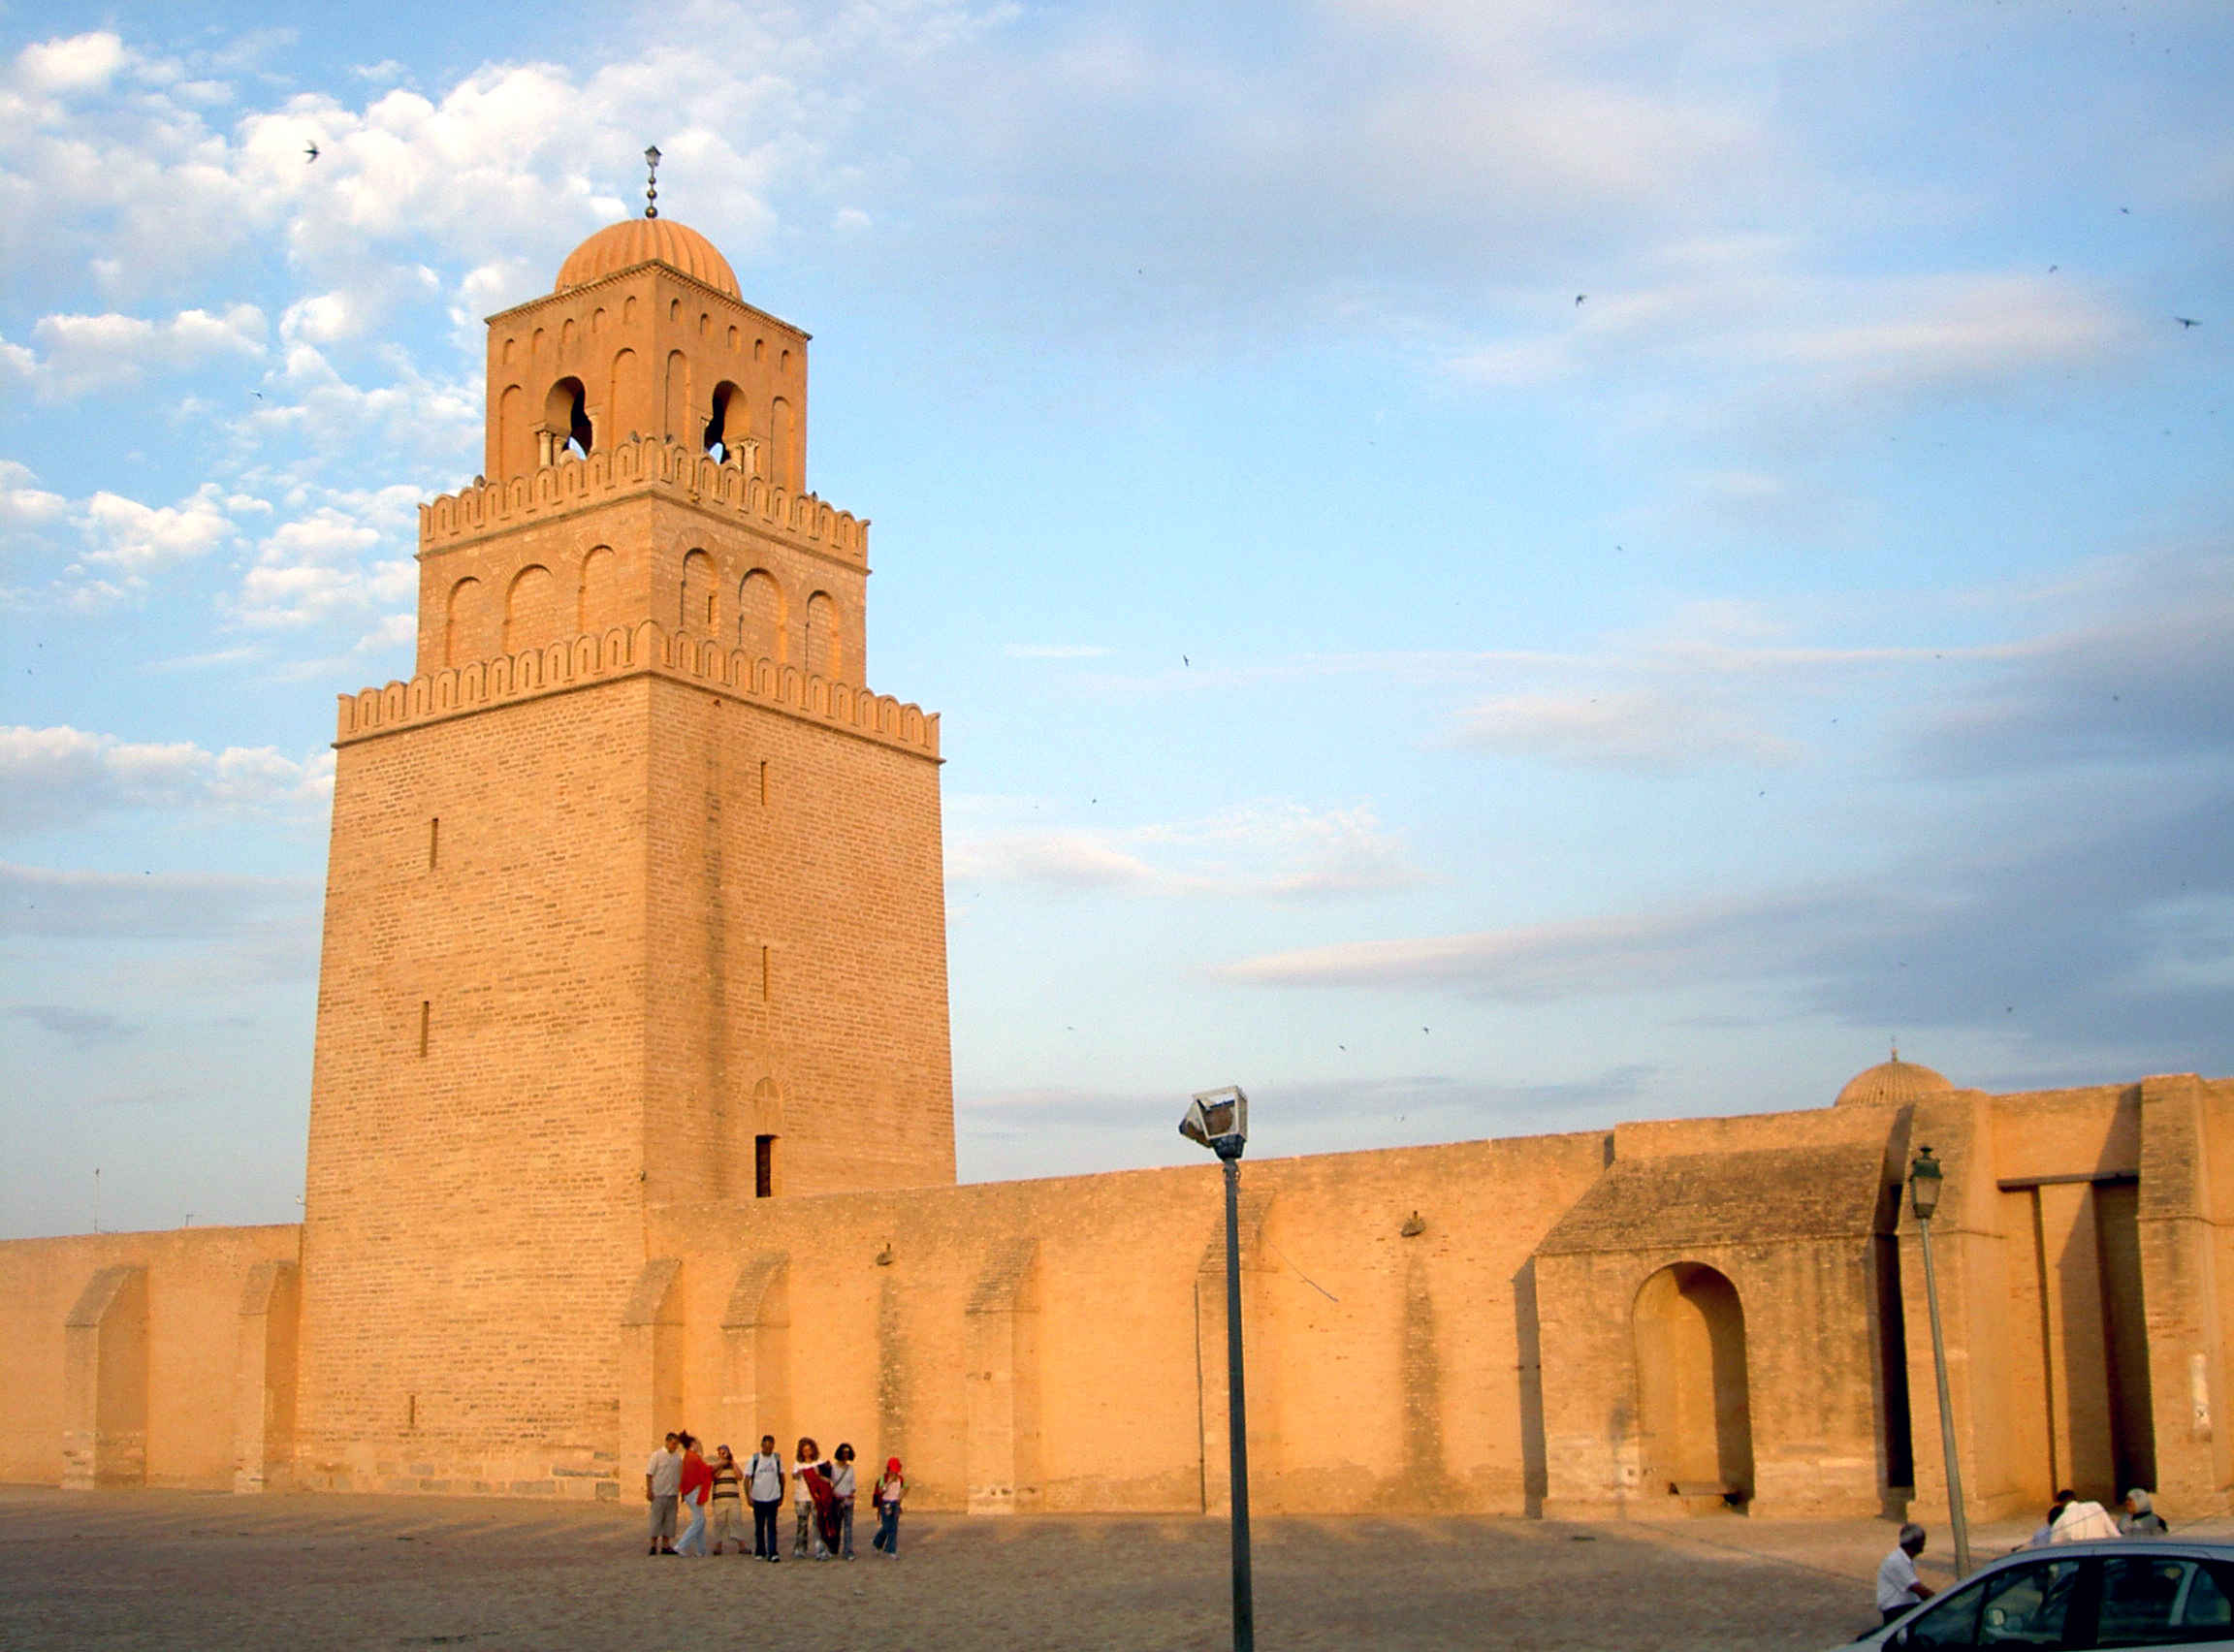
[
  {"left": 1908, "top": 1145, "right": 1971, "bottom": 1580},
  {"left": 1181, "top": 1086, "right": 1254, "bottom": 1652}
]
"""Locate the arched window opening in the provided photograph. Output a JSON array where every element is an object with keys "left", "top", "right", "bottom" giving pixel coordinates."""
[
  {"left": 609, "top": 349, "right": 644, "bottom": 442},
  {"left": 681, "top": 549, "right": 718, "bottom": 636},
  {"left": 496, "top": 383, "right": 525, "bottom": 476},
  {"left": 737, "top": 568, "right": 784, "bottom": 660},
  {"left": 662, "top": 349, "right": 688, "bottom": 442},
  {"left": 771, "top": 396, "right": 797, "bottom": 489},
  {"left": 503, "top": 564, "right": 558, "bottom": 655},
  {"left": 443, "top": 576, "right": 485, "bottom": 668},
  {"left": 704, "top": 380, "right": 750, "bottom": 463},
  {"left": 578, "top": 545, "right": 619, "bottom": 635},
  {"left": 543, "top": 376, "right": 590, "bottom": 462},
  {"left": 1633, "top": 1262, "right": 1754, "bottom": 1509},
  {"left": 804, "top": 590, "right": 843, "bottom": 681}
]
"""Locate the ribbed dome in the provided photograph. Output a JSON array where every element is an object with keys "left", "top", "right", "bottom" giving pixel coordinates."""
[
  {"left": 554, "top": 217, "right": 738, "bottom": 299},
  {"left": 1835, "top": 1056, "right": 1954, "bottom": 1107}
]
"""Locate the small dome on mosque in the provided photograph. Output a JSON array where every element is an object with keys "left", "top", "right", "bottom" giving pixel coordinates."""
[
  {"left": 554, "top": 217, "right": 739, "bottom": 300},
  {"left": 1835, "top": 1050, "right": 1955, "bottom": 1106}
]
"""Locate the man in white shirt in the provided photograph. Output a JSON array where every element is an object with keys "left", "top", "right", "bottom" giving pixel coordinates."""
[
  {"left": 747, "top": 1434, "right": 786, "bottom": 1563},
  {"left": 644, "top": 1431, "right": 684, "bottom": 1556},
  {"left": 1876, "top": 1524, "right": 1933, "bottom": 1625}
]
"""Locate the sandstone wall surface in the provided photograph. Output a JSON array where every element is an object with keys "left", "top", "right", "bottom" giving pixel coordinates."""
[
  {"left": 638, "top": 1132, "right": 1611, "bottom": 1516},
  {"left": 0, "top": 1225, "right": 300, "bottom": 1488}
]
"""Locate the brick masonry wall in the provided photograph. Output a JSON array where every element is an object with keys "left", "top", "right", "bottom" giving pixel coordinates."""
[
  {"left": 298, "top": 678, "right": 661, "bottom": 1496},
  {"left": 295, "top": 647, "right": 949, "bottom": 1496}
]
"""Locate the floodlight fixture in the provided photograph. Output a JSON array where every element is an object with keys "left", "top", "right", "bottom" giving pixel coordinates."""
[{"left": 1180, "top": 1086, "right": 1249, "bottom": 1160}]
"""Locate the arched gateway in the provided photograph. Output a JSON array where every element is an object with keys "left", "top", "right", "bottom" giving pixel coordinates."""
[{"left": 1633, "top": 1262, "right": 1754, "bottom": 1509}]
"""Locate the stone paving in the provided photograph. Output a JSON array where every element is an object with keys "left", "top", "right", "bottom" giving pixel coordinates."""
[{"left": 5, "top": 1488, "right": 2226, "bottom": 1651}]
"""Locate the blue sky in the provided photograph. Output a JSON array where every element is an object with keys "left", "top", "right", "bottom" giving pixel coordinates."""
[{"left": 2, "top": 0, "right": 2228, "bottom": 1237}]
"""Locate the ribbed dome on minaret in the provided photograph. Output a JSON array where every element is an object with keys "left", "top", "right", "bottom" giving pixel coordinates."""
[{"left": 555, "top": 217, "right": 739, "bottom": 299}]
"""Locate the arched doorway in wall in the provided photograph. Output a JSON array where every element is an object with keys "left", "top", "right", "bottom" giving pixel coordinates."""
[{"left": 1633, "top": 1262, "right": 1754, "bottom": 1509}]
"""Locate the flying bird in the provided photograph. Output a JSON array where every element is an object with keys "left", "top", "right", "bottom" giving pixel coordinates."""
[
  {"left": 1182, "top": 654, "right": 1190, "bottom": 666},
  {"left": 2176, "top": 317, "right": 2202, "bottom": 329},
  {"left": 1575, "top": 294, "right": 1586, "bottom": 306},
  {"left": 304, "top": 142, "right": 319, "bottom": 163}
]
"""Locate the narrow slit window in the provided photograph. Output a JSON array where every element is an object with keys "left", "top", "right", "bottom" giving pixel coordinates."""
[
  {"left": 758, "top": 759, "right": 769, "bottom": 807},
  {"left": 429, "top": 816, "right": 440, "bottom": 870},
  {"left": 760, "top": 944, "right": 772, "bottom": 1002},
  {"left": 418, "top": 1000, "right": 431, "bottom": 1057},
  {"left": 754, "top": 1134, "right": 775, "bottom": 1198}
]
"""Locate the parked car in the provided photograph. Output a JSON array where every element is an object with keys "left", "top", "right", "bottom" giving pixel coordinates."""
[{"left": 1826, "top": 1540, "right": 2234, "bottom": 1651}]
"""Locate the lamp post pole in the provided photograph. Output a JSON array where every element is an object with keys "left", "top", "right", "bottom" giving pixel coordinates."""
[
  {"left": 1179, "top": 1086, "right": 1255, "bottom": 1652},
  {"left": 1221, "top": 1147, "right": 1256, "bottom": 1652},
  {"left": 1910, "top": 1147, "right": 1971, "bottom": 1580}
]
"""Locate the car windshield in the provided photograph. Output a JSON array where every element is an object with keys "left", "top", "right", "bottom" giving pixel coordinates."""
[{"left": 1900, "top": 1558, "right": 2084, "bottom": 1649}]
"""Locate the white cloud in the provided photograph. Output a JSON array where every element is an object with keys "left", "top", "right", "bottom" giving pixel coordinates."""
[
  {"left": 948, "top": 799, "right": 1420, "bottom": 900},
  {"left": 14, "top": 32, "right": 128, "bottom": 94},
  {"left": 279, "top": 290, "right": 370, "bottom": 346},
  {"left": 1, "top": 304, "right": 266, "bottom": 398},
  {"left": 1444, "top": 257, "right": 2143, "bottom": 413},
  {"left": 239, "top": 347, "right": 477, "bottom": 461},
  {"left": 80, "top": 483, "right": 239, "bottom": 571},
  {"left": 0, "top": 725, "right": 335, "bottom": 836},
  {"left": 0, "top": 461, "right": 69, "bottom": 530},
  {"left": 0, "top": 860, "right": 317, "bottom": 939},
  {"left": 236, "top": 503, "right": 411, "bottom": 628},
  {"left": 1452, "top": 688, "right": 1802, "bottom": 769}
]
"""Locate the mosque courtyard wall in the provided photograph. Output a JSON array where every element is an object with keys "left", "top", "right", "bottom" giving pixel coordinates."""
[
  {"left": 5, "top": 212, "right": 2227, "bottom": 1527},
  {"left": 0, "top": 1081, "right": 2226, "bottom": 1517}
]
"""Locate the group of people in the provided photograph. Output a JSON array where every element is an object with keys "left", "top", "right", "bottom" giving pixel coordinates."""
[
  {"left": 644, "top": 1432, "right": 908, "bottom": 1561},
  {"left": 1874, "top": 1485, "right": 2174, "bottom": 1626},
  {"left": 2025, "top": 1486, "right": 2169, "bottom": 1546}
]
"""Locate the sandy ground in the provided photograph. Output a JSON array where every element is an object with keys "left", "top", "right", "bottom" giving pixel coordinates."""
[{"left": 5, "top": 1487, "right": 2226, "bottom": 1651}]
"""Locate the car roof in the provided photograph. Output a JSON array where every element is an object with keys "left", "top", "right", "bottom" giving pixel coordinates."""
[{"left": 1972, "top": 1540, "right": 2234, "bottom": 1566}]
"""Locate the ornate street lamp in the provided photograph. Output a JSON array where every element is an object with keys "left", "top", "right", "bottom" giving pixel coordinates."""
[
  {"left": 1909, "top": 1145, "right": 1971, "bottom": 1579},
  {"left": 1180, "top": 1085, "right": 1254, "bottom": 1652}
]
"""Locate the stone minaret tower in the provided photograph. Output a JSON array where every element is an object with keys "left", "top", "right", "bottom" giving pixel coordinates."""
[{"left": 294, "top": 209, "right": 953, "bottom": 1492}]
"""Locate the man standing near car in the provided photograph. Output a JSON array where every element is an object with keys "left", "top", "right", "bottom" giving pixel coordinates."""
[{"left": 1877, "top": 1524, "right": 1933, "bottom": 1625}]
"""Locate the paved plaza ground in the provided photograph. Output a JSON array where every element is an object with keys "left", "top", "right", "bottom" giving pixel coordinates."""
[{"left": 5, "top": 1486, "right": 2227, "bottom": 1651}]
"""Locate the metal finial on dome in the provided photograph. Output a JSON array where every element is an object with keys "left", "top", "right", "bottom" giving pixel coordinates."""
[{"left": 643, "top": 144, "right": 661, "bottom": 219}]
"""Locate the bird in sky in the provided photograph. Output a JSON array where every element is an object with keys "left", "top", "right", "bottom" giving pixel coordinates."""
[
  {"left": 1575, "top": 294, "right": 1586, "bottom": 305},
  {"left": 304, "top": 142, "right": 319, "bottom": 163},
  {"left": 2176, "top": 316, "right": 2202, "bottom": 328},
  {"left": 1182, "top": 654, "right": 1190, "bottom": 666}
]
